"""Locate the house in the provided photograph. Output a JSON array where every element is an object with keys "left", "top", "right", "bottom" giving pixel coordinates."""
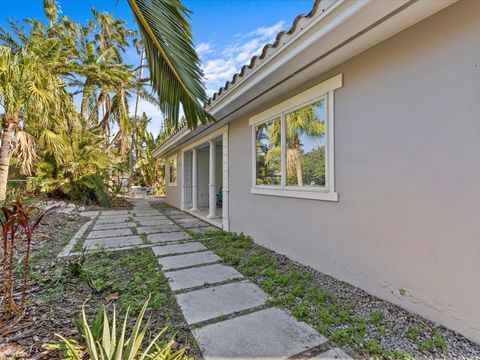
[{"left": 153, "top": 0, "right": 480, "bottom": 344}]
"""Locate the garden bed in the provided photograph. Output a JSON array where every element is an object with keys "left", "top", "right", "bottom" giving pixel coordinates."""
[
  {"left": 199, "top": 230, "right": 480, "bottom": 359},
  {"left": 0, "top": 212, "right": 200, "bottom": 359}
]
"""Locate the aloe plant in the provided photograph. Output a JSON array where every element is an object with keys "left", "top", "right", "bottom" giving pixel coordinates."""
[{"left": 56, "top": 297, "right": 187, "bottom": 360}]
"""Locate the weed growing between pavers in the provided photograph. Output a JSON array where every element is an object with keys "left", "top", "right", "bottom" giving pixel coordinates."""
[
  {"left": 201, "top": 230, "right": 450, "bottom": 359},
  {"left": 72, "top": 234, "right": 87, "bottom": 252}
]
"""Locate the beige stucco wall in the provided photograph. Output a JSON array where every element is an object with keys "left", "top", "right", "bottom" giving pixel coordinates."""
[
  {"left": 227, "top": 1, "right": 480, "bottom": 343},
  {"left": 164, "top": 151, "right": 182, "bottom": 209}
]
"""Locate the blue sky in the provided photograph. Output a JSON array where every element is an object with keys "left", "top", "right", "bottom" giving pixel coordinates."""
[{"left": 0, "top": 0, "right": 313, "bottom": 134}]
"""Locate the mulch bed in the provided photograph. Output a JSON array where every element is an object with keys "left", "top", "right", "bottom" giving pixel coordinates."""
[{"left": 0, "top": 209, "right": 200, "bottom": 359}]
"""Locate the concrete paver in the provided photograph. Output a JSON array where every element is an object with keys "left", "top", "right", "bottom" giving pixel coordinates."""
[
  {"left": 176, "top": 281, "right": 268, "bottom": 324},
  {"left": 91, "top": 222, "right": 136, "bottom": 231},
  {"left": 87, "top": 228, "right": 132, "bottom": 239},
  {"left": 147, "top": 232, "right": 190, "bottom": 243},
  {"left": 96, "top": 217, "right": 130, "bottom": 225},
  {"left": 137, "top": 225, "right": 182, "bottom": 234},
  {"left": 158, "top": 251, "right": 219, "bottom": 270},
  {"left": 152, "top": 242, "right": 207, "bottom": 256},
  {"left": 164, "top": 264, "right": 243, "bottom": 291},
  {"left": 83, "top": 235, "right": 144, "bottom": 249},
  {"left": 138, "top": 219, "right": 174, "bottom": 227},
  {"left": 193, "top": 308, "right": 327, "bottom": 359}
]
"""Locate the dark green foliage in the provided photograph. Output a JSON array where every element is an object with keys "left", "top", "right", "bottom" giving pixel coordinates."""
[{"left": 68, "top": 175, "right": 112, "bottom": 207}]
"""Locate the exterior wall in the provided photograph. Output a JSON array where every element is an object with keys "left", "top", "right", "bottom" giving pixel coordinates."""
[
  {"left": 228, "top": 1, "right": 480, "bottom": 343},
  {"left": 164, "top": 151, "right": 182, "bottom": 209}
]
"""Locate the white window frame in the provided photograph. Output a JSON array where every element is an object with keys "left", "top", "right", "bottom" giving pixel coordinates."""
[
  {"left": 249, "top": 74, "right": 343, "bottom": 201},
  {"left": 168, "top": 155, "right": 177, "bottom": 186}
]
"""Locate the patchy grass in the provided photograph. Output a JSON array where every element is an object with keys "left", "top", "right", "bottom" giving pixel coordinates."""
[{"left": 201, "top": 230, "right": 451, "bottom": 359}]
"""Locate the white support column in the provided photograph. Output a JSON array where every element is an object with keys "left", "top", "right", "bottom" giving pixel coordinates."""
[
  {"left": 207, "top": 140, "right": 217, "bottom": 218},
  {"left": 222, "top": 130, "right": 229, "bottom": 231},
  {"left": 191, "top": 148, "right": 199, "bottom": 212}
]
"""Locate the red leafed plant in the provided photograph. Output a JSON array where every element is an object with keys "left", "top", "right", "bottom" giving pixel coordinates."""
[{"left": 1, "top": 197, "right": 59, "bottom": 317}]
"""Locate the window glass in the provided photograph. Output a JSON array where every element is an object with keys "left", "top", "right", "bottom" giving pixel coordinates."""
[
  {"left": 285, "top": 99, "right": 326, "bottom": 187},
  {"left": 255, "top": 117, "right": 281, "bottom": 185},
  {"left": 169, "top": 158, "right": 177, "bottom": 184}
]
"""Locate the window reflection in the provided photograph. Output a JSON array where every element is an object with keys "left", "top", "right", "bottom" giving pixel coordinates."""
[
  {"left": 255, "top": 117, "right": 281, "bottom": 185},
  {"left": 285, "top": 99, "right": 326, "bottom": 187}
]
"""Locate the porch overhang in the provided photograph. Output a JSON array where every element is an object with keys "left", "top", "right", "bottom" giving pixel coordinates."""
[{"left": 153, "top": 0, "right": 456, "bottom": 158}]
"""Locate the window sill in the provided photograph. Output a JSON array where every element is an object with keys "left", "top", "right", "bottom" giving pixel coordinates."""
[
  {"left": 168, "top": 183, "right": 177, "bottom": 187},
  {"left": 251, "top": 187, "right": 338, "bottom": 201}
]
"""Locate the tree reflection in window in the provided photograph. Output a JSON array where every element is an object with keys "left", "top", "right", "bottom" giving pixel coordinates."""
[
  {"left": 285, "top": 100, "right": 326, "bottom": 187},
  {"left": 255, "top": 117, "right": 281, "bottom": 185}
]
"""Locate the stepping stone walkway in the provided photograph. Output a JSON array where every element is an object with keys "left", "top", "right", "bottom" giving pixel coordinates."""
[{"left": 60, "top": 198, "right": 350, "bottom": 359}]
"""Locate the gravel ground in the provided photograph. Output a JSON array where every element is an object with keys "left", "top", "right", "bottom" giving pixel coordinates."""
[{"left": 276, "top": 252, "right": 480, "bottom": 359}]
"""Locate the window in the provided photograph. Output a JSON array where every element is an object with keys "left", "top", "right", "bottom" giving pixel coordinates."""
[
  {"left": 168, "top": 156, "right": 177, "bottom": 186},
  {"left": 255, "top": 117, "right": 281, "bottom": 185},
  {"left": 250, "top": 74, "right": 342, "bottom": 201}
]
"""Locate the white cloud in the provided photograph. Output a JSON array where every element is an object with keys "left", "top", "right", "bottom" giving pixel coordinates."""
[
  {"left": 250, "top": 21, "right": 285, "bottom": 38},
  {"left": 196, "top": 42, "right": 213, "bottom": 56},
  {"left": 198, "top": 21, "right": 286, "bottom": 96}
]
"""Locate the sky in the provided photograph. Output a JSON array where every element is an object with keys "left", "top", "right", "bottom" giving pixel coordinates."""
[{"left": 0, "top": 0, "right": 314, "bottom": 135}]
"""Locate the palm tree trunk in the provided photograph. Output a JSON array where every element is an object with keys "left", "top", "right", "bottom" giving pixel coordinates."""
[
  {"left": 80, "top": 78, "right": 92, "bottom": 126},
  {"left": 0, "top": 116, "right": 17, "bottom": 201},
  {"left": 293, "top": 137, "right": 303, "bottom": 186},
  {"left": 87, "top": 89, "right": 106, "bottom": 126}
]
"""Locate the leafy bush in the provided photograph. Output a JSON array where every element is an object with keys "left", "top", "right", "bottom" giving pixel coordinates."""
[
  {"left": 56, "top": 298, "right": 187, "bottom": 360},
  {"left": 67, "top": 175, "right": 112, "bottom": 207}
]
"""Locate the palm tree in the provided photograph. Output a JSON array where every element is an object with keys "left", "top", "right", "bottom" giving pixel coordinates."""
[
  {"left": 284, "top": 105, "right": 325, "bottom": 186},
  {"left": 127, "top": 0, "right": 214, "bottom": 129},
  {"left": 0, "top": 46, "right": 66, "bottom": 200},
  {"left": 264, "top": 104, "right": 325, "bottom": 187}
]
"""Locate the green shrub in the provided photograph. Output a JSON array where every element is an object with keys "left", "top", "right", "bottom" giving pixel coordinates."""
[{"left": 67, "top": 174, "right": 112, "bottom": 207}]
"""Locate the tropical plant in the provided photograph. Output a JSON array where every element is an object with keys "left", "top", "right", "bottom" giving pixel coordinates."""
[
  {"left": 56, "top": 297, "right": 187, "bottom": 360},
  {"left": 131, "top": 113, "right": 165, "bottom": 193},
  {"left": 31, "top": 130, "right": 117, "bottom": 206},
  {"left": 0, "top": 45, "right": 68, "bottom": 201},
  {"left": 1, "top": 197, "right": 58, "bottom": 317},
  {"left": 128, "top": 0, "right": 214, "bottom": 129}
]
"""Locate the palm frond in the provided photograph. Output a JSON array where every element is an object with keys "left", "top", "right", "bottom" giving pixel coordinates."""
[
  {"left": 127, "top": 0, "right": 214, "bottom": 129},
  {"left": 14, "top": 131, "right": 38, "bottom": 176}
]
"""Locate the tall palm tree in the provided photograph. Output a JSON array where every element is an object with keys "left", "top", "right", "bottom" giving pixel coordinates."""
[
  {"left": 0, "top": 46, "right": 66, "bottom": 200},
  {"left": 127, "top": 0, "right": 214, "bottom": 129},
  {"left": 284, "top": 105, "right": 325, "bottom": 186}
]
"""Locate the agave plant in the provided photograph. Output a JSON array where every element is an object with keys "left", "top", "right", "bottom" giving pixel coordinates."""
[
  {"left": 56, "top": 297, "right": 187, "bottom": 360},
  {"left": 1, "top": 196, "right": 59, "bottom": 316}
]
